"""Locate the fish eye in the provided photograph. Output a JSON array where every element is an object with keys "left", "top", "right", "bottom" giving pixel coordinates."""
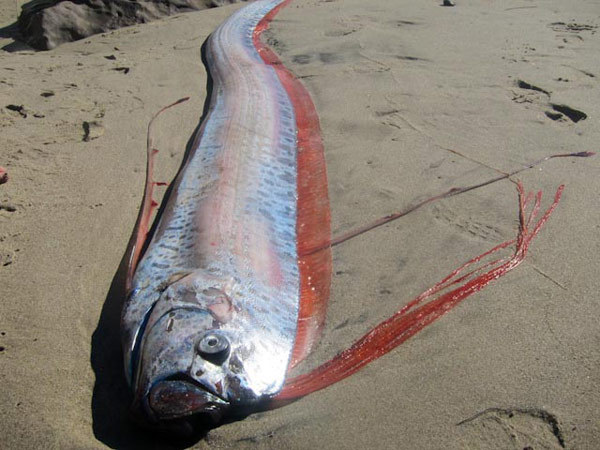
[{"left": 197, "top": 332, "right": 230, "bottom": 364}]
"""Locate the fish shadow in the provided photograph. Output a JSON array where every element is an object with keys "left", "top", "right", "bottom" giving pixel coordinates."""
[{"left": 90, "top": 37, "right": 216, "bottom": 449}]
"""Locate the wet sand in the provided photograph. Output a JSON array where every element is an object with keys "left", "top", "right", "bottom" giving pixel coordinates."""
[{"left": 1, "top": 0, "right": 599, "bottom": 448}]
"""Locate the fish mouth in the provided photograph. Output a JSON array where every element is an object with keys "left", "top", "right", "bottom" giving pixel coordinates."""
[{"left": 146, "top": 375, "right": 229, "bottom": 423}]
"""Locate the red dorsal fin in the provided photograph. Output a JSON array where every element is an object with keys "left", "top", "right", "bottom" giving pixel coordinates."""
[
  {"left": 125, "top": 97, "right": 189, "bottom": 293},
  {"left": 274, "top": 182, "right": 563, "bottom": 401}
]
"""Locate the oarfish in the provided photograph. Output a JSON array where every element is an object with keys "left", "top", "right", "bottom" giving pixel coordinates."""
[
  {"left": 121, "top": 0, "right": 331, "bottom": 430},
  {"left": 121, "top": 0, "right": 569, "bottom": 434}
]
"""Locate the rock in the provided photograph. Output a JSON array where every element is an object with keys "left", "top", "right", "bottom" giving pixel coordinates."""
[
  {"left": 82, "top": 120, "right": 104, "bottom": 141},
  {"left": 18, "top": 0, "right": 248, "bottom": 50}
]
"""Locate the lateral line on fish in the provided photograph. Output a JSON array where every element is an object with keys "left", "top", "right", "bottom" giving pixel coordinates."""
[{"left": 275, "top": 181, "right": 564, "bottom": 401}]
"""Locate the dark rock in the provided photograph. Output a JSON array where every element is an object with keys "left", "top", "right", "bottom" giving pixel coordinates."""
[{"left": 18, "top": 0, "right": 248, "bottom": 50}]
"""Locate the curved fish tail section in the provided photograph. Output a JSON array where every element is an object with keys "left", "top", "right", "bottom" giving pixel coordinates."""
[{"left": 275, "top": 182, "right": 564, "bottom": 400}]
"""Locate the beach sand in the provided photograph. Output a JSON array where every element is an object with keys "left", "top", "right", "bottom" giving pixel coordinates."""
[{"left": 1, "top": 0, "right": 599, "bottom": 448}]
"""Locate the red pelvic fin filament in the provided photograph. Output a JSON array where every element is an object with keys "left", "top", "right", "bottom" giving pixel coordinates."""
[
  {"left": 276, "top": 182, "right": 564, "bottom": 401},
  {"left": 125, "top": 97, "right": 190, "bottom": 292}
]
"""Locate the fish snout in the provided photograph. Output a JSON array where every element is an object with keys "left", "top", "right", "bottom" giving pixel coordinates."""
[{"left": 147, "top": 376, "right": 228, "bottom": 423}]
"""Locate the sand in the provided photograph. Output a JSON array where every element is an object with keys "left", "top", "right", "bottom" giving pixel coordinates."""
[{"left": 1, "top": 0, "right": 599, "bottom": 448}]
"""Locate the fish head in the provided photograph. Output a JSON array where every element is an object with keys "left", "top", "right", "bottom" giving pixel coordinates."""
[{"left": 129, "top": 271, "right": 270, "bottom": 429}]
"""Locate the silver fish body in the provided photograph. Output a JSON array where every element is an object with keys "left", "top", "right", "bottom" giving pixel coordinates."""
[{"left": 121, "top": 0, "right": 305, "bottom": 424}]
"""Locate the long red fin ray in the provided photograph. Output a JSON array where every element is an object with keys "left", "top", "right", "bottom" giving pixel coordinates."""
[
  {"left": 401, "top": 255, "right": 508, "bottom": 316},
  {"left": 275, "top": 182, "right": 564, "bottom": 401},
  {"left": 125, "top": 97, "right": 190, "bottom": 293},
  {"left": 300, "top": 151, "right": 592, "bottom": 257},
  {"left": 400, "top": 238, "right": 516, "bottom": 315}
]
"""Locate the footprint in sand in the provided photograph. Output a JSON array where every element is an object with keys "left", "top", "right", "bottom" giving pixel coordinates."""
[
  {"left": 510, "top": 78, "right": 588, "bottom": 124},
  {"left": 458, "top": 407, "right": 566, "bottom": 449},
  {"left": 431, "top": 203, "right": 504, "bottom": 243},
  {"left": 550, "top": 21, "right": 597, "bottom": 47}
]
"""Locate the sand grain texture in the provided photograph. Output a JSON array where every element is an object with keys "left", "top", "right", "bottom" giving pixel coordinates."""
[{"left": 0, "top": 0, "right": 599, "bottom": 448}]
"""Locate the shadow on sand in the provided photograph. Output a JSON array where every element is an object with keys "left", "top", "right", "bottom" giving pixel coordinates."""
[
  {"left": 90, "top": 39, "right": 216, "bottom": 449},
  {"left": 0, "top": 22, "right": 35, "bottom": 52}
]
